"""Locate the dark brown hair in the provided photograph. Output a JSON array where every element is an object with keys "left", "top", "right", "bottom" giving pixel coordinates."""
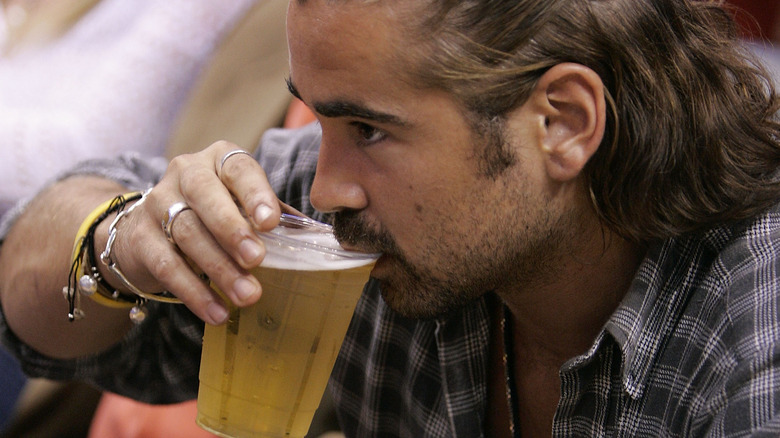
[{"left": 404, "top": 0, "right": 780, "bottom": 242}]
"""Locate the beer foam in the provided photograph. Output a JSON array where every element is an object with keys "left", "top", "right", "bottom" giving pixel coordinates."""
[{"left": 258, "top": 226, "right": 379, "bottom": 271}]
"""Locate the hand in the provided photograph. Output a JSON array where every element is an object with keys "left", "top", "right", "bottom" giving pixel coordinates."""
[{"left": 105, "top": 141, "right": 280, "bottom": 325}]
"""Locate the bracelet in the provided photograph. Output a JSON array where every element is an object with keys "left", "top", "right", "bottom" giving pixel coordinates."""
[
  {"left": 100, "top": 189, "right": 181, "bottom": 315},
  {"left": 65, "top": 192, "right": 143, "bottom": 322}
]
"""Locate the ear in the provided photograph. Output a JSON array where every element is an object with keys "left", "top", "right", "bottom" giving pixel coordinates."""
[{"left": 528, "top": 63, "right": 606, "bottom": 182}]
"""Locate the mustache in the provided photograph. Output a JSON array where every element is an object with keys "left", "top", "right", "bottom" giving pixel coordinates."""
[{"left": 332, "top": 210, "right": 397, "bottom": 254}]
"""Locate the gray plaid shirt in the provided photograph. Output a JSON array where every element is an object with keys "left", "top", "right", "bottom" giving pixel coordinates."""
[{"left": 2, "top": 123, "right": 780, "bottom": 437}]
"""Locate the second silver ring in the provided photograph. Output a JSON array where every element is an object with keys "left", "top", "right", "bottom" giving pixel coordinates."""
[
  {"left": 162, "top": 202, "right": 192, "bottom": 245},
  {"left": 218, "top": 149, "right": 252, "bottom": 177}
]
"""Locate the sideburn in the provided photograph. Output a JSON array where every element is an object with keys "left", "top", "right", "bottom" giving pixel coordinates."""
[{"left": 470, "top": 115, "right": 517, "bottom": 179}]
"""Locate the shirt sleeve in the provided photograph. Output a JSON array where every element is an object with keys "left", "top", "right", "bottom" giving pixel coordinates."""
[{"left": 0, "top": 152, "right": 168, "bottom": 245}]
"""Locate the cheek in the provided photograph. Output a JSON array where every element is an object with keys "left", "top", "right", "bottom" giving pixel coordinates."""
[
  {"left": 372, "top": 181, "right": 468, "bottom": 265},
  {"left": 363, "top": 140, "right": 482, "bottom": 251},
  {"left": 374, "top": 172, "right": 453, "bottom": 217}
]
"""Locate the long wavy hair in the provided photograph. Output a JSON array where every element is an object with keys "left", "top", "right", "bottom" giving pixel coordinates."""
[{"left": 400, "top": 0, "right": 780, "bottom": 242}]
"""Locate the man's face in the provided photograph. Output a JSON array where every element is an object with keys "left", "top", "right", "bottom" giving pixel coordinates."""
[{"left": 286, "top": 0, "right": 580, "bottom": 318}]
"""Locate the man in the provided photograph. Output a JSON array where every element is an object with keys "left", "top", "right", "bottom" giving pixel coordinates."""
[{"left": 2, "top": 0, "right": 780, "bottom": 436}]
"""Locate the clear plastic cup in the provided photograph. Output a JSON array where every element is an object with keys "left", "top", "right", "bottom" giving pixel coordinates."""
[{"left": 196, "top": 214, "right": 379, "bottom": 438}]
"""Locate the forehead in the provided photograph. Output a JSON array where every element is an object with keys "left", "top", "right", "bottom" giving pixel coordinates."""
[{"left": 286, "top": 0, "right": 419, "bottom": 89}]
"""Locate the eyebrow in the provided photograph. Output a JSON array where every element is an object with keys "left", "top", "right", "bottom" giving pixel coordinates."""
[{"left": 286, "top": 77, "right": 408, "bottom": 126}]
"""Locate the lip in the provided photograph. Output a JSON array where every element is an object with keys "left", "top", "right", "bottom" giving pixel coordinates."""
[
  {"left": 338, "top": 241, "right": 380, "bottom": 255},
  {"left": 338, "top": 242, "right": 361, "bottom": 252}
]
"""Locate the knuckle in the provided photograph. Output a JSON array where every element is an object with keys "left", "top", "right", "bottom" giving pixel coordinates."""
[
  {"left": 201, "top": 257, "right": 232, "bottom": 281},
  {"left": 221, "top": 156, "right": 256, "bottom": 183},
  {"left": 200, "top": 206, "right": 250, "bottom": 247},
  {"left": 179, "top": 166, "right": 215, "bottom": 193},
  {"left": 166, "top": 153, "right": 195, "bottom": 173},
  {"left": 147, "top": 252, "right": 179, "bottom": 284},
  {"left": 170, "top": 211, "right": 199, "bottom": 243}
]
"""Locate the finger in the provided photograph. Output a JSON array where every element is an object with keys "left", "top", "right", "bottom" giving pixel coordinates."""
[
  {"left": 168, "top": 208, "right": 262, "bottom": 308},
  {"left": 143, "top": 240, "right": 231, "bottom": 326},
  {"left": 162, "top": 147, "right": 269, "bottom": 269},
  {"left": 212, "top": 143, "right": 281, "bottom": 230},
  {"left": 110, "top": 206, "right": 231, "bottom": 325}
]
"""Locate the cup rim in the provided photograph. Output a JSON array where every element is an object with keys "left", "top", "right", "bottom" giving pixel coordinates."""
[{"left": 258, "top": 214, "right": 381, "bottom": 261}]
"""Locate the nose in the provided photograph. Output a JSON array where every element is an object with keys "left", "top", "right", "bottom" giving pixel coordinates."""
[{"left": 310, "top": 137, "right": 368, "bottom": 213}]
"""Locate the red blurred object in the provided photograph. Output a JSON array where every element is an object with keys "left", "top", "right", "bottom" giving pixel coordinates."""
[
  {"left": 725, "top": 0, "right": 780, "bottom": 43},
  {"left": 284, "top": 98, "right": 317, "bottom": 129}
]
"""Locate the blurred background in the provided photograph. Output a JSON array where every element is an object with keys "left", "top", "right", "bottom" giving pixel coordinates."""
[{"left": 0, "top": 0, "right": 778, "bottom": 437}]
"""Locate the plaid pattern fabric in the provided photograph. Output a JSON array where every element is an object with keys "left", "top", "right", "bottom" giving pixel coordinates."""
[
  {"left": 332, "top": 208, "right": 780, "bottom": 437},
  {"left": 331, "top": 283, "right": 491, "bottom": 438},
  {"left": 3, "top": 122, "right": 780, "bottom": 436}
]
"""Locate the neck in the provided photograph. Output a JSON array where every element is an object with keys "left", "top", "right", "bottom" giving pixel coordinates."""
[{"left": 496, "top": 222, "right": 643, "bottom": 365}]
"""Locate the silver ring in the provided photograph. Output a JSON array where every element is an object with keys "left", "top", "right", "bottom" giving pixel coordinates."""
[
  {"left": 161, "top": 202, "right": 191, "bottom": 244},
  {"left": 219, "top": 149, "right": 252, "bottom": 176}
]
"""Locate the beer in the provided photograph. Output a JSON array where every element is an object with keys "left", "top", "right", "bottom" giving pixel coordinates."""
[{"left": 196, "top": 215, "right": 378, "bottom": 438}]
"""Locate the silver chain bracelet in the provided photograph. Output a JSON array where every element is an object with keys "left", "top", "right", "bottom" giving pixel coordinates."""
[{"left": 100, "top": 188, "right": 181, "bottom": 323}]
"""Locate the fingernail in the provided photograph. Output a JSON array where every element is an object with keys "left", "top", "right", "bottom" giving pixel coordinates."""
[
  {"left": 254, "top": 203, "right": 274, "bottom": 224},
  {"left": 239, "top": 239, "right": 263, "bottom": 264},
  {"left": 206, "top": 302, "right": 229, "bottom": 325},
  {"left": 233, "top": 276, "right": 259, "bottom": 302}
]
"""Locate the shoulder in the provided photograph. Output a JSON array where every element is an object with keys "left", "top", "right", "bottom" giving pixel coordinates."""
[
  {"left": 628, "top": 204, "right": 780, "bottom": 434},
  {"left": 689, "top": 203, "right": 780, "bottom": 432},
  {"left": 706, "top": 202, "right": 780, "bottom": 320},
  {"left": 685, "top": 202, "right": 780, "bottom": 353}
]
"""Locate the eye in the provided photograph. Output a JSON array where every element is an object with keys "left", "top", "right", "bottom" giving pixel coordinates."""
[{"left": 352, "top": 122, "right": 387, "bottom": 146}]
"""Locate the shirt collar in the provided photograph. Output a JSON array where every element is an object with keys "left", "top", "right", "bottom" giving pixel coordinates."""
[{"left": 566, "top": 226, "right": 733, "bottom": 399}]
